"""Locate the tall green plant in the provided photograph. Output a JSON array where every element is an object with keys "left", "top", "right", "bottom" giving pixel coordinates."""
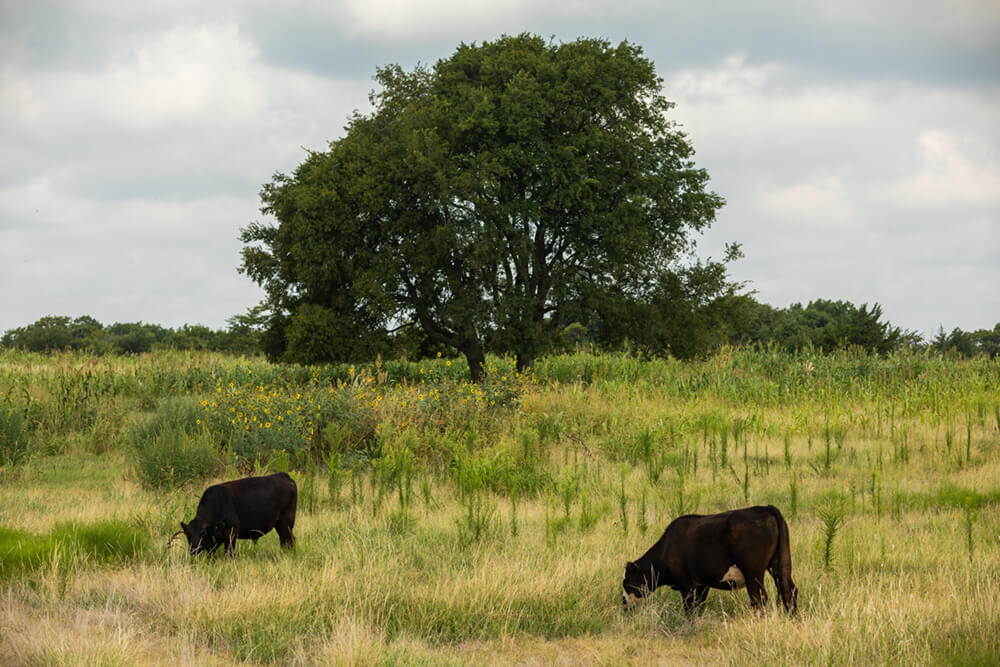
[
  {"left": 963, "top": 503, "right": 977, "bottom": 563},
  {"left": 0, "top": 404, "right": 30, "bottom": 465},
  {"left": 816, "top": 495, "right": 848, "bottom": 572},
  {"left": 618, "top": 467, "right": 629, "bottom": 537}
]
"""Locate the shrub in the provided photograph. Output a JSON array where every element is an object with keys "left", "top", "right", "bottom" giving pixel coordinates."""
[
  {"left": 0, "top": 405, "right": 31, "bottom": 465},
  {"left": 128, "top": 397, "right": 220, "bottom": 489},
  {"left": 202, "top": 370, "right": 378, "bottom": 466},
  {"left": 131, "top": 427, "right": 219, "bottom": 489}
]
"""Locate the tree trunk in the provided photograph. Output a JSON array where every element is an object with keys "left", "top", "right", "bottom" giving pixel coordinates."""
[
  {"left": 515, "top": 350, "right": 534, "bottom": 375},
  {"left": 462, "top": 341, "right": 487, "bottom": 384}
]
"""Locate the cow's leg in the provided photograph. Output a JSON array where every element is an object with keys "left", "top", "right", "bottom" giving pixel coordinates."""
[
  {"left": 276, "top": 506, "right": 295, "bottom": 550},
  {"left": 277, "top": 521, "right": 295, "bottom": 549},
  {"left": 769, "top": 565, "right": 798, "bottom": 615},
  {"left": 785, "top": 576, "right": 798, "bottom": 615},
  {"left": 224, "top": 525, "right": 237, "bottom": 558},
  {"left": 681, "top": 587, "right": 698, "bottom": 615},
  {"left": 694, "top": 586, "right": 709, "bottom": 612},
  {"left": 276, "top": 508, "right": 295, "bottom": 550},
  {"left": 744, "top": 572, "right": 768, "bottom": 611}
]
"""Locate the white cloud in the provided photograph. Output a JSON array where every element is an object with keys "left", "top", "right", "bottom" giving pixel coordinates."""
[
  {"left": 882, "top": 130, "right": 1000, "bottom": 208},
  {"left": 340, "top": 0, "right": 537, "bottom": 40},
  {"left": 0, "top": 177, "right": 265, "bottom": 329},
  {"left": 5, "top": 22, "right": 335, "bottom": 136},
  {"left": 2, "top": 19, "right": 371, "bottom": 200},
  {"left": 0, "top": 18, "right": 369, "bottom": 330},
  {"left": 758, "top": 178, "right": 863, "bottom": 231},
  {"left": 101, "top": 24, "right": 263, "bottom": 131}
]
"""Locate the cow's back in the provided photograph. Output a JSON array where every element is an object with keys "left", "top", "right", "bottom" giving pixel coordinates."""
[
  {"left": 222, "top": 473, "right": 297, "bottom": 534},
  {"left": 196, "top": 484, "right": 235, "bottom": 518},
  {"left": 658, "top": 507, "right": 782, "bottom": 585}
]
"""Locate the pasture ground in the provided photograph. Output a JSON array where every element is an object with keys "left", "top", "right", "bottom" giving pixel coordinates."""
[{"left": 1, "top": 349, "right": 998, "bottom": 664}]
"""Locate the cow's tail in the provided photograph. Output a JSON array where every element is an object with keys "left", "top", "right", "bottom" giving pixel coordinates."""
[{"left": 767, "top": 505, "right": 798, "bottom": 615}]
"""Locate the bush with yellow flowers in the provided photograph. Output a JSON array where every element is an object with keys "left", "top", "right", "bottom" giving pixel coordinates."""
[
  {"left": 199, "top": 366, "right": 373, "bottom": 466},
  {"left": 352, "top": 353, "right": 534, "bottom": 438},
  {"left": 196, "top": 356, "right": 532, "bottom": 468}
]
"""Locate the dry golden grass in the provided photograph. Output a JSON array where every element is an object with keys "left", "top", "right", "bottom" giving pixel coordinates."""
[{"left": 2, "top": 439, "right": 998, "bottom": 665}]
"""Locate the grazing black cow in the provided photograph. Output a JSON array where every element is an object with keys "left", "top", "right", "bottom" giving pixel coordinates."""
[
  {"left": 177, "top": 473, "right": 297, "bottom": 557},
  {"left": 622, "top": 505, "right": 797, "bottom": 615}
]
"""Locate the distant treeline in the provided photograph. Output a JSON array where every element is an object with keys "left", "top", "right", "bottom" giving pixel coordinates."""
[
  {"left": 0, "top": 315, "right": 259, "bottom": 356},
  {"left": 738, "top": 300, "right": 999, "bottom": 358},
  {"left": 2, "top": 299, "right": 998, "bottom": 359},
  {"left": 560, "top": 297, "right": 999, "bottom": 359}
]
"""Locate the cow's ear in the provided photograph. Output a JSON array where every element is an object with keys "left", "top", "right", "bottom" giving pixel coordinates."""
[{"left": 180, "top": 521, "right": 188, "bottom": 531}]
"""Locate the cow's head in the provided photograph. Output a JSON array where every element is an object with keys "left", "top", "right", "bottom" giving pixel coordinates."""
[
  {"left": 180, "top": 519, "right": 224, "bottom": 556},
  {"left": 622, "top": 560, "right": 653, "bottom": 607}
]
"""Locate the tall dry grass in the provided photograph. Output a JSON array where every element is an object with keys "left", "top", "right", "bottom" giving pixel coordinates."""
[{"left": 0, "top": 347, "right": 997, "bottom": 664}]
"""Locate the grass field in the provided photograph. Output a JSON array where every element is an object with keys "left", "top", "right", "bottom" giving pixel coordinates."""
[{"left": 1, "top": 347, "right": 998, "bottom": 665}]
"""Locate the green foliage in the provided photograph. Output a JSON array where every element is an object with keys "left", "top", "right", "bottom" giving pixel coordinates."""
[
  {"left": 0, "top": 403, "right": 31, "bottom": 465},
  {"left": 201, "top": 369, "right": 379, "bottom": 467},
  {"left": 581, "top": 247, "right": 751, "bottom": 359},
  {"left": 128, "top": 398, "right": 220, "bottom": 489},
  {"left": 242, "top": 33, "right": 726, "bottom": 378},
  {"left": 741, "top": 299, "right": 909, "bottom": 354},
  {"left": 931, "top": 323, "right": 1000, "bottom": 358},
  {"left": 618, "top": 467, "right": 629, "bottom": 537},
  {"left": 0, "top": 526, "right": 55, "bottom": 578},
  {"left": 963, "top": 504, "right": 977, "bottom": 563},
  {"left": 372, "top": 434, "right": 416, "bottom": 512},
  {"left": 283, "top": 303, "right": 389, "bottom": 366},
  {"left": 815, "top": 494, "right": 848, "bottom": 572},
  {"left": 0, "top": 315, "right": 92, "bottom": 351},
  {"left": 1, "top": 314, "right": 261, "bottom": 355},
  {"left": 325, "top": 450, "right": 345, "bottom": 505},
  {"left": 132, "top": 427, "right": 219, "bottom": 490}
]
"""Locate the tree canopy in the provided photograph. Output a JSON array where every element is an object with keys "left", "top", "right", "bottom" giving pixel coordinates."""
[
  {"left": 737, "top": 299, "right": 911, "bottom": 354},
  {"left": 241, "top": 34, "right": 727, "bottom": 380}
]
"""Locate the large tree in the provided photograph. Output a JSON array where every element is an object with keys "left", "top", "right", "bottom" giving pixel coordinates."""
[{"left": 241, "top": 34, "right": 726, "bottom": 381}]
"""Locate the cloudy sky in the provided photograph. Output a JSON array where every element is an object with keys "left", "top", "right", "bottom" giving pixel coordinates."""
[{"left": 2, "top": 1, "right": 998, "bottom": 339}]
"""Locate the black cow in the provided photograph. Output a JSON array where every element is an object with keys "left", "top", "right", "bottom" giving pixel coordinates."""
[
  {"left": 622, "top": 505, "right": 797, "bottom": 614},
  {"left": 177, "top": 473, "right": 297, "bottom": 557}
]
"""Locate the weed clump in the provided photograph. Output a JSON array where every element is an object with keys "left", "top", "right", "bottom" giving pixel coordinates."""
[
  {"left": 0, "top": 404, "right": 32, "bottom": 465},
  {"left": 127, "top": 397, "right": 220, "bottom": 489}
]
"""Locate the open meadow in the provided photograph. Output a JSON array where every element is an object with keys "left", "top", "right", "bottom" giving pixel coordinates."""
[{"left": 1, "top": 347, "right": 998, "bottom": 665}]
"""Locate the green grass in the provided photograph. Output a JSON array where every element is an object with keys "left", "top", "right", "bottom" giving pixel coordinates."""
[{"left": 0, "top": 518, "right": 149, "bottom": 580}]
